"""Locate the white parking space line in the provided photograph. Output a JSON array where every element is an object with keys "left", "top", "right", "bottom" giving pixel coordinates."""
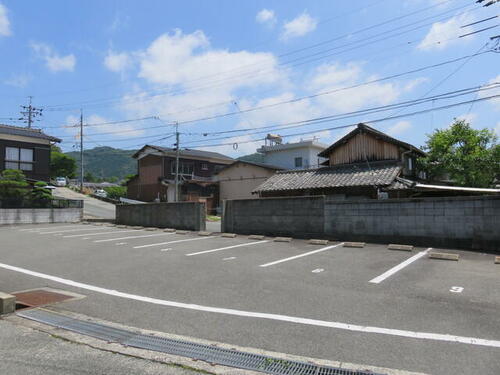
[
  {"left": 133, "top": 237, "right": 206, "bottom": 249},
  {"left": 1, "top": 261, "right": 499, "bottom": 348},
  {"left": 223, "top": 257, "right": 236, "bottom": 261},
  {"left": 37, "top": 227, "right": 109, "bottom": 235},
  {"left": 369, "top": 248, "right": 432, "bottom": 284},
  {"left": 185, "top": 241, "right": 269, "bottom": 257},
  {"left": 64, "top": 230, "right": 140, "bottom": 238},
  {"left": 259, "top": 243, "right": 344, "bottom": 268},
  {"left": 95, "top": 233, "right": 175, "bottom": 243},
  {"left": 18, "top": 225, "right": 81, "bottom": 232}
]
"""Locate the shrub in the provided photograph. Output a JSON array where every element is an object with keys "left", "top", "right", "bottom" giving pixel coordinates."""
[
  {"left": 31, "top": 181, "right": 52, "bottom": 208},
  {"left": 103, "top": 186, "right": 127, "bottom": 200},
  {"left": 0, "top": 169, "right": 29, "bottom": 206}
]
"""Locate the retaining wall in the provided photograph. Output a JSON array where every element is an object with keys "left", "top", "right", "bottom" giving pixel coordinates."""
[
  {"left": 0, "top": 208, "right": 82, "bottom": 225},
  {"left": 222, "top": 196, "right": 325, "bottom": 238},
  {"left": 222, "top": 195, "right": 500, "bottom": 252},
  {"left": 116, "top": 202, "right": 206, "bottom": 231}
]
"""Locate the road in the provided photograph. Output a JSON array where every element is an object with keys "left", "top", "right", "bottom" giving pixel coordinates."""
[
  {"left": 53, "top": 187, "right": 115, "bottom": 219},
  {"left": 1, "top": 223, "right": 499, "bottom": 375}
]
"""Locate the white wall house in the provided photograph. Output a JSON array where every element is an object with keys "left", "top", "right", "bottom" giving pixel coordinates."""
[{"left": 256, "top": 139, "right": 328, "bottom": 170}]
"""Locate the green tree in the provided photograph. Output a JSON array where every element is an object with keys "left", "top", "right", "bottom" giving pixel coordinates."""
[
  {"left": 103, "top": 186, "right": 127, "bottom": 200},
  {"left": 419, "top": 119, "right": 500, "bottom": 187},
  {"left": 31, "top": 181, "right": 52, "bottom": 208},
  {"left": 121, "top": 173, "right": 137, "bottom": 186},
  {"left": 50, "top": 146, "right": 76, "bottom": 179},
  {"left": 84, "top": 171, "right": 95, "bottom": 182},
  {"left": 0, "top": 169, "right": 29, "bottom": 206}
]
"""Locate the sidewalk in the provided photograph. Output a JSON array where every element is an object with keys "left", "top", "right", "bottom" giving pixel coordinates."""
[{"left": 0, "top": 319, "right": 203, "bottom": 375}]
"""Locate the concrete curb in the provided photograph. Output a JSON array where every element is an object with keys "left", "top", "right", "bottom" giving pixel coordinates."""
[
  {"left": 344, "top": 242, "right": 365, "bottom": 248},
  {"left": 494, "top": 256, "right": 500, "bottom": 264},
  {"left": 0, "top": 292, "right": 16, "bottom": 315},
  {"left": 309, "top": 239, "right": 329, "bottom": 245},
  {"left": 176, "top": 230, "right": 188, "bottom": 234},
  {"left": 274, "top": 237, "right": 292, "bottom": 242},
  {"left": 221, "top": 233, "right": 237, "bottom": 238},
  {"left": 248, "top": 235, "right": 265, "bottom": 240},
  {"left": 8, "top": 308, "right": 429, "bottom": 375},
  {"left": 163, "top": 228, "right": 176, "bottom": 232},
  {"left": 198, "top": 231, "right": 212, "bottom": 236},
  {"left": 388, "top": 244, "right": 413, "bottom": 251},
  {"left": 144, "top": 227, "right": 158, "bottom": 231},
  {"left": 428, "top": 252, "right": 459, "bottom": 261}
]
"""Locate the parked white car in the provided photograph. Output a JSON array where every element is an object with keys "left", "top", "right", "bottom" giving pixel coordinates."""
[
  {"left": 94, "top": 189, "right": 108, "bottom": 198},
  {"left": 55, "top": 177, "right": 67, "bottom": 187}
]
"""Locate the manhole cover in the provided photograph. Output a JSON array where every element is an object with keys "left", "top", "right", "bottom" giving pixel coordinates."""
[{"left": 12, "top": 288, "right": 84, "bottom": 310}]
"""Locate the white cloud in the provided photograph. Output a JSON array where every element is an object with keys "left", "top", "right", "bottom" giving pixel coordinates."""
[
  {"left": 454, "top": 113, "right": 477, "bottom": 124},
  {"left": 0, "top": 3, "right": 11, "bottom": 37},
  {"left": 117, "top": 29, "right": 286, "bottom": 123},
  {"left": 104, "top": 51, "right": 131, "bottom": 72},
  {"left": 479, "top": 74, "right": 500, "bottom": 111},
  {"left": 4, "top": 73, "right": 31, "bottom": 88},
  {"left": 308, "top": 62, "right": 403, "bottom": 112},
  {"left": 403, "top": 77, "right": 429, "bottom": 92},
  {"left": 256, "top": 9, "right": 276, "bottom": 26},
  {"left": 281, "top": 12, "right": 317, "bottom": 40},
  {"left": 31, "top": 42, "right": 76, "bottom": 72},
  {"left": 387, "top": 121, "right": 412, "bottom": 136},
  {"left": 417, "top": 14, "right": 473, "bottom": 51}
]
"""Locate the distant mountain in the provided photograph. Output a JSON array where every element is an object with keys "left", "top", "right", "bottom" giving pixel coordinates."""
[
  {"left": 237, "top": 153, "right": 265, "bottom": 163},
  {"left": 66, "top": 146, "right": 138, "bottom": 179}
]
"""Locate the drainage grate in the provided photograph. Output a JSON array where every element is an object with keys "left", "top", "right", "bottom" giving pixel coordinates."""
[{"left": 18, "top": 309, "right": 384, "bottom": 375}]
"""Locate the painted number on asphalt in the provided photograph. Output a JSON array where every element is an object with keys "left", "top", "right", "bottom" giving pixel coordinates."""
[{"left": 450, "top": 286, "right": 464, "bottom": 293}]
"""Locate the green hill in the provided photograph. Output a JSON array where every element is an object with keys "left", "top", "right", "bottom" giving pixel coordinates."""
[{"left": 66, "top": 146, "right": 137, "bottom": 180}]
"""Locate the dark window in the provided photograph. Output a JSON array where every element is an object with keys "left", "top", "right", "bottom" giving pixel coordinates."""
[
  {"left": 294, "top": 157, "right": 303, "bottom": 168},
  {"left": 201, "top": 163, "right": 208, "bottom": 170},
  {"left": 170, "top": 162, "right": 193, "bottom": 175},
  {"left": 5, "top": 147, "right": 34, "bottom": 171}
]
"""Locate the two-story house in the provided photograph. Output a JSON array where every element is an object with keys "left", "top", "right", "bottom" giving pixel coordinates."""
[
  {"left": 256, "top": 136, "right": 328, "bottom": 170},
  {"left": 126, "top": 145, "right": 234, "bottom": 212},
  {"left": 0, "top": 124, "right": 61, "bottom": 182},
  {"left": 253, "top": 123, "right": 427, "bottom": 199}
]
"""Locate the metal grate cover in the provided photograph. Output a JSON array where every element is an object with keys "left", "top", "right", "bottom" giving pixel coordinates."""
[{"left": 18, "top": 308, "right": 384, "bottom": 375}]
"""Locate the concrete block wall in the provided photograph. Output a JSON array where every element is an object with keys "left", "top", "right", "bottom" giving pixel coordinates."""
[
  {"left": 222, "top": 196, "right": 325, "bottom": 238},
  {"left": 324, "top": 195, "right": 500, "bottom": 251},
  {"left": 116, "top": 202, "right": 206, "bottom": 231},
  {"left": 221, "top": 195, "right": 500, "bottom": 251},
  {"left": 0, "top": 208, "right": 82, "bottom": 225}
]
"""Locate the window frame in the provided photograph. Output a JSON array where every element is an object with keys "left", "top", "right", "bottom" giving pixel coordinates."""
[
  {"left": 294, "top": 157, "right": 303, "bottom": 168},
  {"left": 4, "top": 146, "right": 35, "bottom": 171}
]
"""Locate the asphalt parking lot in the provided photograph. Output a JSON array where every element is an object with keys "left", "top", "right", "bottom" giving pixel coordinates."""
[{"left": 1, "top": 223, "right": 499, "bottom": 375}]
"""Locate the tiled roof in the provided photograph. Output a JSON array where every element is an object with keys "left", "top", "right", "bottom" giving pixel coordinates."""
[
  {"left": 253, "top": 161, "right": 402, "bottom": 193},
  {"left": 133, "top": 145, "right": 234, "bottom": 162},
  {"left": 0, "top": 124, "right": 61, "bottom": 142}
]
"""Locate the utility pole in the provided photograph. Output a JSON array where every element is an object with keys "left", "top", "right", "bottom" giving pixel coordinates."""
[
  {"left": 80, "top": 109, "right": 84, "bottom": 193},
  {"left": 174, "top": 122, "right": 180, "bottom": 202},
  {"left": 20, "top": 96, "right": 42, "bottom": 128}
]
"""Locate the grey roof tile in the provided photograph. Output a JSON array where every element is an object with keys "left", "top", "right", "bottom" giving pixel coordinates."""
[
  {"left": 0, "top": 124, "right": 61, "bottom": 142},
  {"left": 253, "top": 161, "right": 402, "bottom": 193}
]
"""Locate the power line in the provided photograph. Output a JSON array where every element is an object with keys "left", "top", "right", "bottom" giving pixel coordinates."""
[
  {"left": 39, "top": 1, "right": 474, "bottom": 111},
  {"left": 182, "top": 94, "right": 500, "bottom": 149}
]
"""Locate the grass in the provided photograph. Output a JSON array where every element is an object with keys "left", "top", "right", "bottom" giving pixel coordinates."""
[{"left": 206, "top": 215, "right": 221, "bottom": 222}]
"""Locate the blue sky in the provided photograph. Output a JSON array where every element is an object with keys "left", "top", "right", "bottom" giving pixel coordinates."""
[{"left": 0, "top": 0, "right": 498, "bottom": 156}]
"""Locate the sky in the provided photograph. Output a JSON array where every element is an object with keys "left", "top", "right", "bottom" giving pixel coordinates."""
[{"left": 0, "top": 0, "right": 499, "bottom": 157}]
